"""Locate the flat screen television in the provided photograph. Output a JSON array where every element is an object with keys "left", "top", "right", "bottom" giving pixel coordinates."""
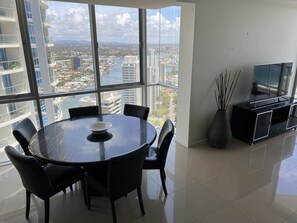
[{"left": 250, "top": 62, "right": 293, "bottom": 104}]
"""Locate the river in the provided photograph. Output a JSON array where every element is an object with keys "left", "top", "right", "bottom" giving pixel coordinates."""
[{"left": 60, "top": 57, "right": 123, "bottom": 119}]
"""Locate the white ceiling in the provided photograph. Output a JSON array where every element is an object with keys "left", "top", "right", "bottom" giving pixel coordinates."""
[{"left": 53, "top": 0, "right": 181, "bottom": 9}]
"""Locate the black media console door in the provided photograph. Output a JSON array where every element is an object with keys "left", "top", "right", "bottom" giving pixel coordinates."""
[{"left": 231, "top": 100, "right": 297, "bottom": 144}]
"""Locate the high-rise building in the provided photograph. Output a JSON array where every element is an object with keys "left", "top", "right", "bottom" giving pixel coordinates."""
[
  {"left": 70, "top": 56, "right": 81, "bottom": 71},
  {"left": 27, "top": 0, "right": 60, "bottom": 124},
  {"left": 0, "top": 0, "right": 36, "bottom": 156},
  {"left": 79, "top": 92, "right": 121, "bottom": 114},
  {"left": 101, "top": 92, "right": 121, "bottom": 114},
  {"left": 0, "top": 0, "right": 59, "bottom": 161},
  {"left": 147, "top": 50, "right": 166, "bottom": 111},
  {"left": 122, "top": 56, "right": 141, "bottom": 105}
]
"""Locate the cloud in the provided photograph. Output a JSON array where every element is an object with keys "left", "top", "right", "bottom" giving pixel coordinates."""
[
  {"left": 46, "top": 4, "right": 180, "bottom": 44},
  {"left": 147, "top": 12, "right": 180, "bottom": 44},
  {"left": 47, "top": 6, "right": 91, "bottom": 41},
  {"left": 116, "top": 13, "right": 132, "bottom": 26}
]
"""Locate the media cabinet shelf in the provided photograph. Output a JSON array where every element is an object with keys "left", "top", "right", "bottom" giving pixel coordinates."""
[{"left": 231, "top": 100, "right": 297, "bottom": 144}]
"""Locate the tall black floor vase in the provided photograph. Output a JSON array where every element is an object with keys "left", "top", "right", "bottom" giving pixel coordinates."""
[{"left": 208, "top": 110, "right": 232, "bottom": 148}]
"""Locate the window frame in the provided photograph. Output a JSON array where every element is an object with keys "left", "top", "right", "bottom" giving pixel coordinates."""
[{"left": 0, "top": 0, "right": 179, "bottom": 127}]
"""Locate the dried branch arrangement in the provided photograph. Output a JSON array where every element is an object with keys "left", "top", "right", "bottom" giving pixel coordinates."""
[{"left": 214, "top": 69, "right": 241, "bottom": 111}]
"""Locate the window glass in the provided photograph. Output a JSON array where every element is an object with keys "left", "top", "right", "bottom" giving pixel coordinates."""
[
  {"left": 25, "top": 0, "right": 94, "bottom": 95},
  {"left": 147, "top": 86, "right": 177, "bottom": 127},
  {"left": 0, "top": 101, "right": 37, "bottom": 163},
  {"left": 95, "top": 6, "right": 140, "bottom": 86},
  {"left": 41, "top": 93, "right": 97, "bottom": 124},
  {"left": 0, "top": 1, "right": 30, "bottom": 97},
  {"left": 147, "top": 7, "right": 180, "bottom": 86},
  {"left": 100, "top": 88, "right": 142, "bottom": 114}
]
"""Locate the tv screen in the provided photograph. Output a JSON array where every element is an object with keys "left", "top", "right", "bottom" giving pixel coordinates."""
[{"left": 250, "top": 62, "right": 293, "bottom": 103}]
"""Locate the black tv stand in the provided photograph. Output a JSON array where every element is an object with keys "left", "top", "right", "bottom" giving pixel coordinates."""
[
  {"left": 231, "top": 99, "right": 297, "bottom": 144},
  {"left": 248, "top": 97, "right": 289, "bottom": 110}
]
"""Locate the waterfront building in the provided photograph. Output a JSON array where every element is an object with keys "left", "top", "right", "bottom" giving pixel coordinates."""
[
  {"left": 0, "top": 0, "right": 59, "bottom": 160},
  {"left": 0, "top": 0, "right": 35, "bottom": 155},
  {"left": 122, "top": 55, "right": 141, "bottom": 105},
  {"left": 79, "top": 92, "right": 121, "bottom": 114},
  {"left": 70, "top": 56, "right": 82, "bottom": 71},
  {"left": 101, "top": 92, "right": 121, "bottom": 114},
  {"left": 147, "top": 50, "right": 166, "bottom": 111}
]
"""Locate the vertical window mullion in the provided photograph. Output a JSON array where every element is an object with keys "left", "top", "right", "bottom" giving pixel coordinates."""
[
  {"left": 139, "top": 9, "right": 147, "bottom": 106},
  {"left": 15, "top": 0, "right": 44, "bottom": 127},
  {"left": 89, "top": 4, "right": 102, "bottom": 113}
]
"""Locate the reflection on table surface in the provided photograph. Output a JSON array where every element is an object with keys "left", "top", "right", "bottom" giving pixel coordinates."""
[{"left": 29, "top": 114, "right": 157, "bottom": 166}]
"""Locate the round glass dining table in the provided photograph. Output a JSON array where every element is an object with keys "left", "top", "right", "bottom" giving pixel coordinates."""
[{"left": 29, "top": 114, "right": 157, "bottom": 167}]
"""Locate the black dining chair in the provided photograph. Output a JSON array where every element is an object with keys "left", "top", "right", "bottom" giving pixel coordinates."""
[
  {"left": 5, "top": 146, "right": 85, "bottom": 223},
  {"left": 143, "top": 119, "right": 174, "bottom": 196},
  {"left": 12, "top": 118, "right": 37, "bottom": 156},
  {"left": 12, "top": 118, "right": 74, "bottom": 192},
  {"left": 123, "top": 104, "right": 150, "bottom": 121},
  {"left": 85, "top": 144, "right": 149, "bottom": 223},
  {"left": 68, "top": 105, "right": 99, "bottom": 119}
]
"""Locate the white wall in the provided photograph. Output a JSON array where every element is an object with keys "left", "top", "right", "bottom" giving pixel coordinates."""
[
  {"left": 175, "top": 3, "right": 195, "bottom": 147},
  {"left": 177, "top": 0, "right": 297, "bottom": 147}
]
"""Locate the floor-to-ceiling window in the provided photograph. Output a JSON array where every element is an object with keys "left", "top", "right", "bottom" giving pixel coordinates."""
[
  {"left": 0, "top": 0, "right": 180, "bottom": 164},
  {"left": 147, "top": 7, "right": 180, "bottom": 127}
]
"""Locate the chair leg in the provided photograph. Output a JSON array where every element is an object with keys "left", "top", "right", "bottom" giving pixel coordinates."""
[
  {"left": 25, "top": 190, "right": 31, "bottom": 219},
  {"left": 160, "top": 169, "right": 168, "bottom": 196},
  {"left": 70, "top": 185, "right": 73, "bottom": 191},
  {"left": 110, "top": 199, "right": 117, "bottom": 223},
  {"left": 44, "top": 199, "right": 50, "bottom": 223},
  {"left": 137, "top": 187, "right": 145, "bottom": 216},
  {"left": 160, "top": 168, "right": 166, "bottom": 180},
  {"left": 85, "top": 182, "right": 91, "bottom": 210},
  {"left": 63, "top": 189, "right": 66, "bottom": 193},
  {"left": 81, "top": 178, "right": 87, "bottom": 205}
]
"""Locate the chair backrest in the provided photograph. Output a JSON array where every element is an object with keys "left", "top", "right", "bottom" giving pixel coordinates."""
[
  {"left": 5, "top": 146, "right": 50, "bottom": 198},
  {"left": 123, "top": 104, "right": 150, "bottom": 121},
  {"left": 68, "top": 106, "right": 99, "bottom": 119},
  {"left": 108, "top": 144, "right": 149, "bottom": 200},
  {"left": 12, "top": 118, "right": 37, "bottom": 156},
  {"left": 157, "top": 119, "right": 174, "bottom": 168}
]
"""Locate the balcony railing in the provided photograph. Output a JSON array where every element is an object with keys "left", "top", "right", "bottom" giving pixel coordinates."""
[
  {"left": 41, "top": 15, "right": 50, "bottom": 24},
  {"left": 33, "top": 58, "right": 39, "bottom": 66},
  {"left": 0, "top": 7, "right": 13, "bottom": 18},
  {"left": 0, "top": 60, "right": 22, "bottom": 71},
  {"left": 0, "top": 135, "right": 15, "bottom": 148},
  {"left": 0, "top": 34, "right": 17, "bottom": 44},
  {"left": 0, "top": 105, "right": 31, "bottom": 124},
  {"left": 44, "top": 36, "right": 52, "bottom": 44},
  {"left": 0, "top": 83, "right": 26, "bottom": 96},
  {"left": 30, "top": 36, "right": 36, "bottom": 44},
  {"left": 48, "top": 57, "right": 55, "bottom": 64},
  {"left": 41, "top": 0, "right": 48, "bottom": 4}
]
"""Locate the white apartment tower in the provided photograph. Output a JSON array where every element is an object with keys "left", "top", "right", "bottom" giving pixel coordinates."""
[
  {"left": 147, "top": 50, "right": 166, "bottom": 111},
  {"left": 122, "top": 55, "right": 141, "bottom": 105},
  {"left": 79, "top": 92, "right": 122, "bottom": 114},
  {"left": 28, "top": 0, "right": 61, "bottom": 123},
  {"left": 0, "top": 0, "right": 58, "bottom": 162},
  {"left": 0, "top": 0, "right": 35, "bottom": 161}
]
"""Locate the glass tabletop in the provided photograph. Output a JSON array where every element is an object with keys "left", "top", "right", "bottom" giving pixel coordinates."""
[{"left": 29, "top": 114, "right": 157, "bottom": 166}]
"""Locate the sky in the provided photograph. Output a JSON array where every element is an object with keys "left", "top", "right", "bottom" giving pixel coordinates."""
[{"left": 46, "top": 2, "right": 180, "bottom": 44}]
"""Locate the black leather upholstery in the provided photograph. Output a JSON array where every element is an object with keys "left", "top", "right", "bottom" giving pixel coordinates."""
[
  {"left": 12, "top": 118, "right": 37, "bottom": 156},
  {"left": 85, "top": 144, "right": 149, "bottom": 223},
  {"left": 68, "top": 106, "right": 99, "bottom": 119},
  {"left": 5, "top": 146, "right": 84, "bottom": 223},
  {"left": 143, "top": 119, "right": 174, "bottom": 195},
  {"left": 123, "top": 104, "right": 150, "bottom": 121}
]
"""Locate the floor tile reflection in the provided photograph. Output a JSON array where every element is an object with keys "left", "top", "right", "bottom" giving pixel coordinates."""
[{"left": 2, "top": 130, "right": 297, "bottom": 222}]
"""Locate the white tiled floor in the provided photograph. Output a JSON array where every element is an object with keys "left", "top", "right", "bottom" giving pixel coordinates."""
[{"left": 2, "top": 131, "right": 297, "bottom": 222}]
